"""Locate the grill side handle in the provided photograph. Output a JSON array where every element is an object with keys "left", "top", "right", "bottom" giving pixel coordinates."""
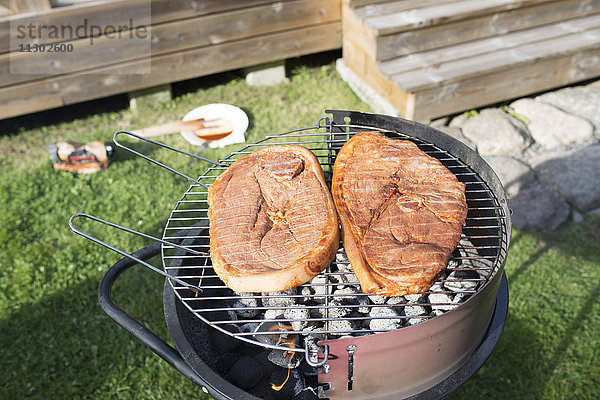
[
  {"left": 112, "top": 130, "right": 227, "bottom": 188},
  {"left": 97, "top": 242, "right": 213, "bottom": 393}
]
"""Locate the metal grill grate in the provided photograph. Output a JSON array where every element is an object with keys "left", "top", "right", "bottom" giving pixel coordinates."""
[{"left": 160, "top": 121, "right": 508, "bottom": 354}]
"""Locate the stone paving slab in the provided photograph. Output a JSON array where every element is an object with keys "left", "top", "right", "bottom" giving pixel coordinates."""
[
  {"left": 456, "top": 108, "right": 532, "bottom": 156},
  {"left": 510, "top": 98, "right": 595, "bottom": 149},
  {"left": 432, "top": 80, "right": 600, "bottom": 231},
  {"left": 510, "top": 186, "right": 570, "bottom": 231},
  {"left": 536, "top": 85, "right": 600, "bottom": 131},
  {"left": 485, "top": 156, "right": 535, "bottom": 198},
  {"left": 532, "top": 145, "right": 600, "bottom": 212}
]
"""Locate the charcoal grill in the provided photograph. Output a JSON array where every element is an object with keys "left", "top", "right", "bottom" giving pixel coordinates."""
[{"left": 75, "top": 110, "right": 511, "bottom": 399}]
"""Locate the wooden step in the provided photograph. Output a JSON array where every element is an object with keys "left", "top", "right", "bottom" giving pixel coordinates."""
[
  {"left": 342, "top": 13, "right": 600, "bottom": 120},
  {"left": 345, "top": 0, "right": 600, "bottom": 61}
]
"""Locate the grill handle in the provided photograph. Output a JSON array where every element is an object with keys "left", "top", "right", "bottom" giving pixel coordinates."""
[
  {"left": 98, "top": 241, "right": 215, "bottom": 393},
  {"left": 112, "top": 130, "right": 227, "bottom": 188},
  {"left": 69, "top": 213, "right": 204, "bottom": 294}
]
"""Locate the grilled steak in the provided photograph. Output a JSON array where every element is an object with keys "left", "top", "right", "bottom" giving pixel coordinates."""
[
  {"left": 208, "top": 145, "right": 339, "bottom": 293},
  {"left": 332, "top": 131, "right": 467, "bottom": 296}
]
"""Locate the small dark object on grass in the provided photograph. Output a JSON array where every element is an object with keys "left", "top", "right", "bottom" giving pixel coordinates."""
[{"left": 47, "top": 140, "right": 115, "bottom": 173}]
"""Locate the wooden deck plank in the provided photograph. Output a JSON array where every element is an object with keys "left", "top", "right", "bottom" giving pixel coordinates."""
[
  {"left": 0, "top": 22, "right": 342, "bottom": 120},
  {"left": 375, "top": 0, "right": 600, "bottom": 61},
  {"left": 344, "top": 29, "right": 600, "bottom": 121},
  {"left": 342, "top": 3, "right": 377, "bottom": 65},
  {"left": 343, "top": 35, "right": 414, "bottom": 118},
  {"left": 364, "top": 0, "right": 555, "bottom": 35},
  {"left": 342, "top": 0, "right": 600, "bottom": 120},
  {"left": 378, "top": 13, "right": 600, "bottom": 77},
  {"left": 354, "top": 0, "right": 464, "bottom": 19},
  {"left": 0, "top": 0, "right": 340, "bottom": 88},
  {"left": 390, "top": 25, "right": 600, "bottom": 92},
  {"left": 411, "top": 48, "right": 600, "bottom": 120},
  {"left": 345, "top": 0, "right": 395, "bottom": 8}
]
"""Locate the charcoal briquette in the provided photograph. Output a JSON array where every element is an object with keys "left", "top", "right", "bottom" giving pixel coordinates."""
[
  {"left": 215, "top": 352, "right": 240, "bottom": 373},
  {"left": 293, "top": 387, "right": 319, "bottom": 400},
  {"left": 209, "top": 327, "right": 241, "bottom": 353},
  {"left": 270, "top": 370, "right": 298, "bottom": 400},
  {"left": 229, "top": 356, "right": 263, "bottom": 390}
]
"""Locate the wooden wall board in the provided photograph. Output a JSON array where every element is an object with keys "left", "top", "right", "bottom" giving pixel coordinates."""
[
  {"left": 0, "top": 79, "right": 63, "bottom": 118},
  {"left": 0, "top": 0, "right": 150, "bottom": 54},
  {"left": 0, "top": 0, "right": 302, "bottom": 53},
  {"left": 12, "top": 0, "right": 51, "bottom": 13},
  {"left": 147, "top": 0, "right": 340, "bottom": 53},
  {"left": 147, "top": 0, "right": 285, "bottom": 23},
  {"left": 1, "top": 0, "right": 340, "bottom": 88},
  {"left": 0, "top": 22, "right": 342, "bottom": 120}
]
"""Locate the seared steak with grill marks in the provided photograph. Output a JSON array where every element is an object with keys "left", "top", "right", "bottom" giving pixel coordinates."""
[
  {"left": 208, "top": 145, "right": 339, "bottom": 293},
  {"left": 332, "top": 131, "right": 467, "bottom": 296}
]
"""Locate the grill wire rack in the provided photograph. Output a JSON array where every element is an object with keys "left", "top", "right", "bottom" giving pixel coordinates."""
[
  {"left": 68, "top": 112, "right": 509, "bottom": 367},
  {"left": 150, "top": 114, "right": 510, "bottom": 362}
]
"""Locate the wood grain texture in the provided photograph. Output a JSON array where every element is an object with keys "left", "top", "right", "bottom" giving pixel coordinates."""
[
  {"left": 389, "top": 24, "right": 600, "bottom": 92},
  {"left": 342, "top": 0, "right": 600, "bottom": 120},
  {"left": 0, "top": 0, "right": 342, "bottom": 119},
  {"left": 344, "top": 0, "right": 395, "bottom": 8},
  {"left": 342, "top": 3, "right": 376, "bottom": 63},
  {"left": 0, "top": 0, "right": 301, "bottom": 53},
  {"left": 12, "top": 0, "right": 51, "bottom": 13},
  {"left": 343, "top": 35, "right": 414, "bottom": 118},
  {"left": 0, "top": 22, "right": 342, "bottom": 120},
  {"left": 378, "top": 14, "right": 600, "bottom": 77},
  {"left": 375, "top": 0, "right": 600, "bottom": 61},
  {"left": 411, "top": 48, "right": 600, "bottom": 120},
  {"left": 1, "top": 0, "right": 340, "bottom": 88},
  {"left": 364, "top": 0, "right": 556, "bottom": 35},
  {"left": 354, "top": 0, "right": 460, "bottom": 19}
]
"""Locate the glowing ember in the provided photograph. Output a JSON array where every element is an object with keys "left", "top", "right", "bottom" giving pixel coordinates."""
[
  {"left": 270, "top": 349, "right": 295, "bottom": 391},
  {"left": 268, "top": 324, "right": 296, "bottom": 391}
]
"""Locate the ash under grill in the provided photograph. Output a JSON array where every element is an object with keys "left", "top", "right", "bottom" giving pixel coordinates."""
[{"left": 161, "top": 119, "right": 508, "bottom": 358}]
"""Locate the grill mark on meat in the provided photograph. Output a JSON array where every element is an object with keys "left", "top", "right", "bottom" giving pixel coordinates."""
[
  {"left": 208, "top": 145, "right": 339, "bottom": 292},
  {"left": 254, "top": 162, "right": 318, "bottom": 259},
  {"left": 332, "top": 131, "right": 467, "bottom": 296}
]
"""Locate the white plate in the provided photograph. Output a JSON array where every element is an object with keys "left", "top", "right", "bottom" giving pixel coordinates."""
[{"left": 181, "top": 103, "right": 249, "bottom": 148}]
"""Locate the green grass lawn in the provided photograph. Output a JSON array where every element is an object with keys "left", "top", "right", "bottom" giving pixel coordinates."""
[{"left": 1, "top": 55, "right": 599, "bottom": 400}]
